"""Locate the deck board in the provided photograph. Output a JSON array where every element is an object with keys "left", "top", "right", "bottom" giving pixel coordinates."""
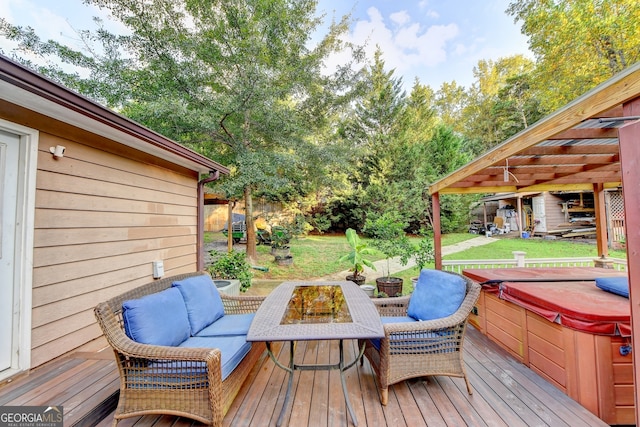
[{"left": 0, "top": 326, "right": 610, "bottom": 427}]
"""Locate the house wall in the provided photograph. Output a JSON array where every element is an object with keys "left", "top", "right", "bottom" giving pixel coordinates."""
[
  {"left": 542, "top": 192, "right": 565, "bottom": 231},
  {"left": 1, "top": 100, "right": 200, "bottom": 368}
]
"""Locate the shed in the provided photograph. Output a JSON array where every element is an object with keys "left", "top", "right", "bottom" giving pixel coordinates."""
[{"left": 0, "top": 55, "right": 228, "bottom": 380}]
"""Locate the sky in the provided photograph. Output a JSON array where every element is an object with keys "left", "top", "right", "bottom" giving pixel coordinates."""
[{"left": 0, "top": 0, "right": 532, "bottom": 91}]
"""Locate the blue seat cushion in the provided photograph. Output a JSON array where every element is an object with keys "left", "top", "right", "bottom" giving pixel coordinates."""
[
  {"left": 122, "top": 287, "right": 190, "bottom": 346},
  {"left": 179, "top": 336, "right": 251, "bottom": 380},
  {"left": 407, "top": 269, "right": 466, "bottom": 321},
  {"left": 595, "top": 277, "right": 629, "bottom": 298},
  {"left": 173, "top": 275, "right": 225, "bottom": 335},
  {"left": 370, "top": 316, "right": 449, "bottom": 354},
  {"left": 369, "top": 316, "right": 417, "bottom": 350},
  {"left": 194, "top": 313, "right": 255, "bottom": 337},
  {"left": 381, "top": 316, "right": 417, "bottom": 324}
]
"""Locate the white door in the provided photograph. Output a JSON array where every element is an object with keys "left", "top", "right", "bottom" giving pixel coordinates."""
[
  {"left": 0, "top": 130, "right": 19, "bottom": 370},
  {"left": 532, "top": 195, "right": 547, "bottom": 232},
  {"left": 0, "top": 120, "right": 37, "bottom": 379}
]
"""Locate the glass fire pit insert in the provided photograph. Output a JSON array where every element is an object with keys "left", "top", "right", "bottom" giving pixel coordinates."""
[{"left": 281, "top": 285, "right": 352, "bottom": 324}]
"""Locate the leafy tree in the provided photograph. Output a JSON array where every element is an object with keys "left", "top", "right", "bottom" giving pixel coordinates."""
[
  {"left": 1, "top": 0, "right": 360, "bottom": 261},
  {"left": 461, "top": 55, "right": 540, "bottom": 153},
  {"left": 507, "top": 0, "right": 640, "bottom": 110},
  {"left": 342, "top": 47, "right": 407, "bottom": 216},
  {"left": 435, "top": 80, "right": 468, "bottom": 135},
  {"left": 492, "top": 71, "right": 544, "bottom": 141},
  {"left": 387, "top": 80, "right": 437, "bottom": 231}
]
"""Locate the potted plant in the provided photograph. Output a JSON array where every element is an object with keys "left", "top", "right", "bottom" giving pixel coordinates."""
[
  {"left": 270, "top": 225, "right": 292, "bottom": 257},
  {"left": 208, "top": 249, "right": 253, "bottom": 292},
  {"left": 364, "top": 213, "right": 413, "bottom": 297},
  {"left": 339, "top": 228, "right": 377, "bottom": 286},
  {"left": 410, "top": 230, "right": 435, "bottom": 288},
  {"left": 274, "top": 254, "right": 294, "bottom": 266}
]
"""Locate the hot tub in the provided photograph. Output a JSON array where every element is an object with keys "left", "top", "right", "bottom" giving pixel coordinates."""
[{"left": 463, "top": 267, "right": 633, "bottom": 426}]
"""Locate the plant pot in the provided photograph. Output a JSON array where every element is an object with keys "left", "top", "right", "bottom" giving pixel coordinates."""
[
  {"left": 360, "top": 285, "right": 375, "bottom": 297},
  {"left": 411, "top": 277, "right": 419, "bottom": 289},
  {"left": 376, "top": 277, "right": 403, "bottom": 297},
  {"left": 275, "top": 255, "right": 293, "bottom": 266},
  {"left": 346, "top": 274, "right": 366, "bottom": 285},
  {"left": 271, "top": 246, "right": 291, "bottom": 257}
]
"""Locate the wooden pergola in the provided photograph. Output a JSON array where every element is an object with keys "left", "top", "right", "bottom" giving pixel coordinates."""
[{"left": 429, "top": 61, "right": 640, "bottom": 421}]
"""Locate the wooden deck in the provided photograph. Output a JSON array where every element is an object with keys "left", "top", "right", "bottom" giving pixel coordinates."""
[{"left": 0, "top": 326, "right": 609, "bottom": 427}]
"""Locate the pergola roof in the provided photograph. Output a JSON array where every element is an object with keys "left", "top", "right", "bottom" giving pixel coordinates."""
[{"left": 429, "top": 62, "right": 640, "bottom": 196}]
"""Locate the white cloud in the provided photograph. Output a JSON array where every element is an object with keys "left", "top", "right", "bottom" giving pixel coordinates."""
[
  {"left": 320, "top": 6, "right": 461, "bottom": 87},
  {"left": 390, "top": 11, "right": 410, "bottom": 26},
  {"left": 426, "top": 10, "right": 440, "bottom": 19},
  {"left": 360, "top": 8, "right": 458, "bottom": 70}
]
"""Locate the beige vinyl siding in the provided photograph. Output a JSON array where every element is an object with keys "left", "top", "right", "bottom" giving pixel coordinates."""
[
  {"left": 544, "top": 192, "right": 566, "bottom": 231},
  {"left": 30, "top": 130, "right": 200, "bottom": 367}
]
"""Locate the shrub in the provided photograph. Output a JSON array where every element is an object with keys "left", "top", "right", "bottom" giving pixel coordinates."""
[{"left": 208, "top": 250, "right": 252, "bottom": 292}]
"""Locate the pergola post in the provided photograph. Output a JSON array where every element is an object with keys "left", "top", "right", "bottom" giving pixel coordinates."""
[
  {"left": 593, "top": 183, "right": 608, "bottom": 258},
  {"left": 432, "top": 192, "right": 442, "bottom": 270},
  {"left": 516, "top": 196, "right": 523, "bottom": 236},
  {"left": 619, "top": 116, "right": 640, "bottom": 424},
  {"left": 483, "top": 202, "right": 488, "bottom": 229},
  {"left": 227, "top": 201, "right": 234, "bottom": 252}
]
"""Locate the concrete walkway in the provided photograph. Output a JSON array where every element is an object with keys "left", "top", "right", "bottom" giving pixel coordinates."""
[{"left": 319, "top": 235, "right": 497, "bottom": 282}]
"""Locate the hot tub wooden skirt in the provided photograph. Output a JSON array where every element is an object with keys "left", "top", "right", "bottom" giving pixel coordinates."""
[{"left": 469, "top": 290, "right": 634, "bottom": 426}]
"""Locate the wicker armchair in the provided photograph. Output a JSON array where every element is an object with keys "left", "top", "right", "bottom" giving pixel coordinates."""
[
  {"left": 94, "top": 272, "right": 266, "bottom": 426},
  {"left": 360, "top": 271, "right": 480, "bottom": 405}
]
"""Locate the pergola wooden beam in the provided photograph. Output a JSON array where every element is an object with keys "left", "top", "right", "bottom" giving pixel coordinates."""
[
  {"left": 505, "top": 153, "right": 619, "bottom": 166},
  {"left": 546, "top": 127, "right": 618, "bottom": 140},
  {"left": 519, "top": 144, "right": 619, "bottom": 156}
]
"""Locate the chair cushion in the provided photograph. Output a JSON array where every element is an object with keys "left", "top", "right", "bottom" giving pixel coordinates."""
[
  {"left": 407, "top": 269, "right": 466, "bottom": 321},
  {"left": 122, "top": 287, "right": 190, "bottom": 346},
  {"left": 381, "top": 316, "right": 417, "bottom": 324},
  {"left": 179, "top": 336, "right": 252, "bottom": 380},
  {"left": 137, "top": 360, "right": 209, "bottom": 389},
  {"left": 369, "top": 316, "right": 418, "bottom": 350},
  {"left": 194, "top": 313, "right": 256, "bottom": 337},
  {"left": 173, "top": 275, "right": 225, "bottom": 335},
  {"left": 595, "top": 277, "right": 629, "bottom": 298}
]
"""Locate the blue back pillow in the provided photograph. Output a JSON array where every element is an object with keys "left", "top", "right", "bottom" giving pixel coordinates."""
[
  {"left": 122, "top": 287, "right": 190, "bottom": 346},
  {"left": 407, "top": 269, "right": 466, "bottom": 321},
  {"left": 595, "top": 276, "right": 629, "bottom": 298},
  {"left": 173, "top": 275, "right": 225, "bottom": 335}
]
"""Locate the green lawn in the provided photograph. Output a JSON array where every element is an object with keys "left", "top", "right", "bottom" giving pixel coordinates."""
[
  {"left": 205, "top": 231, "right": 626, "bottom": 296},
  {"left": 444, "top": 237, "right": 626, "bottom": 260},
  {"left": 249, "top": 232, "right": 480, "bottom": 281},
  {"left": 252, "top": 234, "right": 382, "bottom": 280}
]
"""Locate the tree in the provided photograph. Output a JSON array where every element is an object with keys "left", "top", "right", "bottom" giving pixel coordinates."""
[
  {"left": 458, "top": 55, "right": 541, "bottom": 154},
  {"left": 344, "top": 47, "right": 407, "bottom": 216},
  {"left": 1, "top": 0, "right": 360, "bottom": 261},
  {"left": 492, "top": 71, "right": 544, "bottom": 142},
  {"left": 435, "top": 80, "right": 468, "bottom": 135},
  {"left": 387, "top": 80, "right": 438, "bottom": 231},
  {"left": 507, "top": 0, "right": 640, "bottom": 110}
]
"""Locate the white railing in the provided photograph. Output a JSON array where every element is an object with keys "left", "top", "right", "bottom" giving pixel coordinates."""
[{"left": 442, "top": 251, "right": 627, "bottom": 273}]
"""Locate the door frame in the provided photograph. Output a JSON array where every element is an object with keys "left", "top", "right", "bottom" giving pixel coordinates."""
[{"left": 0, "top": 118, "right": 38, "bottom": 380}]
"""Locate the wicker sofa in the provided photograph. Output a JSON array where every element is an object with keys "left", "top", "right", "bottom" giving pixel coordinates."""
[
  {"left": 94, "top": 272, "right": 266, "bottom": 426},
  {"left": 360, "top": 270, "right": 481, "bottom": 405}
]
